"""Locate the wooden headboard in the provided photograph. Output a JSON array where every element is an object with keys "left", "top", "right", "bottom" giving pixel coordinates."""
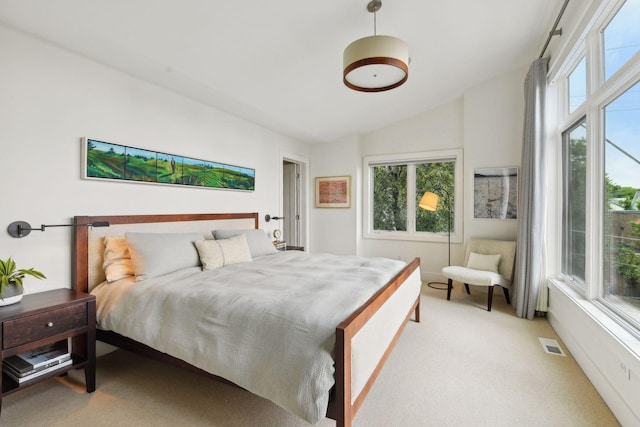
[{"left": 73, "top": 213, "right": 259, "bottom": 293}]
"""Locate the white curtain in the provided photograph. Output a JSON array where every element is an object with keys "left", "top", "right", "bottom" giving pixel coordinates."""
[{"left": 513, "top": 58, "right": 549, "bottom": 319}]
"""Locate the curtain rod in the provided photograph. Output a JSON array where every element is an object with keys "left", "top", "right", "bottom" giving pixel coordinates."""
[{"left": 539, "top": 0, "right": 570, "bottom": 58}]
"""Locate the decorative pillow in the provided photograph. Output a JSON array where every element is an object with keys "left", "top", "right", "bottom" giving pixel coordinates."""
[
  {"left": 125, "top": 232, "right": 204, "bottom": 281},
  {"left": 194, "top": 240, "right": 224, "bottom": 270},
  {"left": 466, "top": 252, "right": 502, "bottom": 273},
  {"left": 216, "top": 234, "right": 253, "bottom": 265},
  {"left": 212, "top": 229, "right": 278, "bottom": 258},
  {"left": 102, "top": 236, "right": 135, "bottom": 283}
]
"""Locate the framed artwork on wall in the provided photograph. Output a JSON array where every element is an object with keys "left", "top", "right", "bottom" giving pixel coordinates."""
[
  {"left": 473, "top": 167, "right": 518, "bottom": 219},
  {"left": 315, "top": 175, "right": 351, "bottom": 208},
  {"left": 83, "top": 138, "right": 255, "bottom": 191}
]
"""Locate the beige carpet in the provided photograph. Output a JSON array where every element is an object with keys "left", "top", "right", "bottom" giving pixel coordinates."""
[{"left": 2, "top": 284, "right": 620, "bottom": 426}]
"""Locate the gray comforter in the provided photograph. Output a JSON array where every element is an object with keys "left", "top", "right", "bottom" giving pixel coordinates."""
[{"left": 92, "top": 251, "right": 408, "bottom": 423}]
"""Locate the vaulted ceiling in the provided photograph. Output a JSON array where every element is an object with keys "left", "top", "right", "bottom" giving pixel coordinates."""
[{"left": 0, "top": 0, "right": 560, "bottom": 143}]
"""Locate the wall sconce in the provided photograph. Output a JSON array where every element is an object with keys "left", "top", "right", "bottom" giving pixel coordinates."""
[
  {"left": 264, "top": 215, "right": 285, "bottom": 222},
  {"left": 7, "top": 220, "right": 110, "bottom": 238}
]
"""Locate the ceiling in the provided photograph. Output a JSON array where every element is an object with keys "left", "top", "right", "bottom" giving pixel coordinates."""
[{"left": 0, "top": 0, "right": 560, "bottom": 143}]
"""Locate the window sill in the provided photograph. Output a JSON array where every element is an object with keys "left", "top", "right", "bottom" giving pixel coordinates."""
[{"left": 363, "top": 231, "right": 462, "bottom": 244}]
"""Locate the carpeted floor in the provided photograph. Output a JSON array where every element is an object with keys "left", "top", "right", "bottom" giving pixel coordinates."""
[{"left": 1, "top": 284, "right": 620, "bottom": 426}]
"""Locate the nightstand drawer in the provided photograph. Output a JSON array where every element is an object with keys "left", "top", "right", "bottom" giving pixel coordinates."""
[{"left": 2, "top": 303, "right": 87, "bottom": 349}]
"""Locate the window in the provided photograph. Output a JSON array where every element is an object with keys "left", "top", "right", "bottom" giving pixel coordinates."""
[
  {"left": 602, "top": 0, "right": 640, "bottom": 81},
  {"left": 364, "top": 149, "right": 462, "bottom": 242},
  {"left": 562, "top": 119, "right": 587, "bottom": 287},
  {"left": 603, "top": 81, "right": 640, "bottom": 326},
  {"left": 556, "top": 0, "right": 640, "bottom": 331},
  {"left": 568, "top": 57, "right": 587, "bottom": 113}
]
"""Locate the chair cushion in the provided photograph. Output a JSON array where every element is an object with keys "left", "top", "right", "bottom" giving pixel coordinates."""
[
  {"left": 442, "top": 265, "right": 510, "bottom": 288},
  {"left": 466, "top": 252, "right": 501, "bottom": 273}
]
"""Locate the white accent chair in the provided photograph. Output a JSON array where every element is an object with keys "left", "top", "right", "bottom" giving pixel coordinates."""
[{"left": 441, "top": 238, "right": 517, "bottom": 311}]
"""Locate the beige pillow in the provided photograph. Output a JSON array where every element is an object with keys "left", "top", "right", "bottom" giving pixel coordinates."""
[
  {"left": 466, "top": 252, "right": 501, "bottom": 273},
  {"left": 196, "top": 234, "right": 252, "bottom": 269},
  {"left": 102, "top": 237, "right": 135, "bottom": 283},
  {"left": 194, "top": 240, "right": 224, "bottom": 270},
  {"left": 217, "top": 234, "right": 253, "bottom": 266},
  {"left": 212, "top": 229, "right": 278, "bottom": 257}
]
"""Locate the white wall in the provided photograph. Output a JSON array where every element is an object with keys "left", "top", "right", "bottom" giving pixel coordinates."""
[
  {"left": 311, "top": 68, "right": 525, "bottom": 283},
  {"left": 0, "top": 24, "right": 309, "bottom": 294},
  {"left": 309, "top": 134, "right": 361, "bottom": 255}
]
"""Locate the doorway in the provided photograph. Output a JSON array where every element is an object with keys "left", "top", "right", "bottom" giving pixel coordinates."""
[{"left": 281, "top": 154, "right": 307, "bottom": 249}]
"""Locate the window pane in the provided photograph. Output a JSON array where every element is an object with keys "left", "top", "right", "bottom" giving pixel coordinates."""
[
  {"left": 568, "top": 57, "right": 587, "bottom": 113},
  {"left": 373, "top": 165, "right": 407, "bottom": 231},
  {"left": 603, "top": 81, "right": 640, "bottom": 323},
  {"left": 603, "top": 0, "right": 640, "bottom": 81},
  {"left": 563, "top": 121, "right": 587, "bottom": 285},
  {"left": 415, "top": 162, "right": 455, "bottom": 233}
]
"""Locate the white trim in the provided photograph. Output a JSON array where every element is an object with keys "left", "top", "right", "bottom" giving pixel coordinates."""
[
  {"left": 279, "top": 152, "right": 309, "bottom": 250},
  {"left": 362, "top": 149, "right": 463, "bottom": 243}
]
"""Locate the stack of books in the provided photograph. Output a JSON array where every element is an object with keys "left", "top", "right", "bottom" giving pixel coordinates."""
[
  {"left": 3, "top": 341, "right": 72, "bottom": 384},
  {"left": 273, "top": 240, "right": 287, "bottom": 251}
]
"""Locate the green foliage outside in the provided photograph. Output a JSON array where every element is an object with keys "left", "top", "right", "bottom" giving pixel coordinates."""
[
  {"left": 568, "top": 136, "right": 587, "bottom": 280},
  {"left": 618, "top": 222, "right": 640, "bottom": 294},
  {"left": 373, "top": 165, "right": 407, "bottom": 231},
  {"left": 416, "top": 162, "right": 454, "bottom": 233},
  {"left": 372, "top": 161, "right": 454, "bottom": 233}
]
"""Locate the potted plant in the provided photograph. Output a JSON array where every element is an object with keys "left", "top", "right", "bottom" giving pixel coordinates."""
[{"left": 0, "top": 257, "right": 46, "bottom": 306}]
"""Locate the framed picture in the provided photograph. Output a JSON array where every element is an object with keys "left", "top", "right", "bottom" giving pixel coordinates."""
[
  {"left": 473, "top": 167, "right": 518, "bottom": 219},
  {"left": 315, "top": 176, "right": 351, "bottom": 208},
  {"left": 83, "top": 138, "right": 255, "bottom": 191}
]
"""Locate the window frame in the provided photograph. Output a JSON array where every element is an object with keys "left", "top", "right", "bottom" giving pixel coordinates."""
[
  {"left": 363, "top": 149, "right": 463, "bottom": 243},
  {"left": 552, "top": 0, "right": 640, "bottom": 331}
]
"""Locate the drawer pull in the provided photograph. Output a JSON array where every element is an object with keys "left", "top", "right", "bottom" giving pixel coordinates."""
[{"left": 46, "top": 321, "right": 54, "bottom": 327}]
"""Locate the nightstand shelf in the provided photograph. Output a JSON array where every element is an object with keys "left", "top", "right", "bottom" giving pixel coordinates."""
[{"left": 0, "top": 289, "right": 96, "bottom": 414}]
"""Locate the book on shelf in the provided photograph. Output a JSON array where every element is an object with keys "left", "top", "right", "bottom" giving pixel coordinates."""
[
  {"left": 2, "top": 340, "right": 69, "bottom": 374},
  {"left": 3, "top": 353, "right": 72, "bottom": 378},
  {"left": 3, "top": 358, "right": 72, "bottom": 384}
]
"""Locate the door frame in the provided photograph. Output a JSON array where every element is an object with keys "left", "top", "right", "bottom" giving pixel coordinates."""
[{"left": 280, "top": 152, "right": 309, "bottom": 250}]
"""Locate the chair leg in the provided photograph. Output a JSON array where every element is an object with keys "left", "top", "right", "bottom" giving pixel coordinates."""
[
  {"left": 503, "top": 287, "right": 511, "bottom": 305},
  {"left": 464, "top": 283, "right": 471, "bottom": 294},
  {"left": 447, "top": 279, "right": 453, "bottom": 300},
  {"left": 487, "top": 286, "right": 494, "bottom": 311}
]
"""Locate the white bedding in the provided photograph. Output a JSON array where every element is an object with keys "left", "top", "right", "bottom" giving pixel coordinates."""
[{"left": 92, "top": 250, "right": 411, "bottom": 424}]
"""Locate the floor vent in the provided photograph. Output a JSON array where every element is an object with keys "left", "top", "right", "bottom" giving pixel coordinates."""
[{"left": 538, "top": 337, "right": 566, "bottom": 356}]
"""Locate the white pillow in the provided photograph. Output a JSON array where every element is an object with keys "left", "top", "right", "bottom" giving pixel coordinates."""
[
  {"left": 466, "top": 252, "right": 501, "bottom": 273},
  {"left": 194, "top": 240, "right": 224, "bottom": 270},
  {"left": 212, "top": 229, "right": 278, "bottom": 258},
  {"left": 125, "top": 232, "right": 204, "bottom": 281},
  {"left": 102, "top": 237, "right": 135, "bottom": 283},
  {"left": 196, "top": 234, "right": 252, "bottom": 269}
]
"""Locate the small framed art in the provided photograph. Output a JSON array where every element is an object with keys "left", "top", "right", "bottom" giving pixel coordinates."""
[
  {"left": 473, "top": 167, "right": 518, "bottom": 219},
  {"left": 315, "top": 176, "right": 351, "bottom": 208}
]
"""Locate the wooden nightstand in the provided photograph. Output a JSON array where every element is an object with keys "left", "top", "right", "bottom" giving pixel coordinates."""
[{"left": 0, "top": 289, "right": 96, "bottom": 414}]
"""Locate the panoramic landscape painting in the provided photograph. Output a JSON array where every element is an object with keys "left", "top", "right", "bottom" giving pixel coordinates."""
[{"left": 85, "top": 138, "right": 255, "bottom": 191}]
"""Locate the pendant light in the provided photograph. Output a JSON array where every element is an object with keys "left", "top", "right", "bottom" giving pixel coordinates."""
[{"left": 343, "top": 0, "right": 409, "bottom": 92}]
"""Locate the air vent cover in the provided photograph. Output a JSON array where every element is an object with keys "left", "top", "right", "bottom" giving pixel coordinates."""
[{"left": 539, "top": 337, "right": 566, "bottom": 356}]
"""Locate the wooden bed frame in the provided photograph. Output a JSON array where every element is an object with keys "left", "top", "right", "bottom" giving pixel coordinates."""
[{"left": 73, "top": 212, "right": 421, "bottom": 427}]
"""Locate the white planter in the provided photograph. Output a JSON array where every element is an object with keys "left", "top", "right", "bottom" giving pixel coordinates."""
[{"left": 0, "top": 283, "right": 24, "bottom": 306}]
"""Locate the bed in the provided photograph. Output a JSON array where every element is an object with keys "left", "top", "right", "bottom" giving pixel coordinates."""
[{"left": 73, "top": 212, "right": 421, "bottom": 427}]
